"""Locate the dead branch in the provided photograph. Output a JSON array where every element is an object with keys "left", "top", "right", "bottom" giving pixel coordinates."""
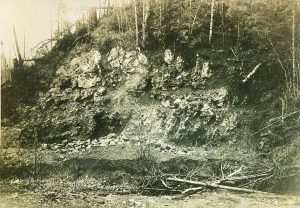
[
  {"left": 274, "top": 174, "right": 297, "bottom": 180},
  {"left": 166, "top": 177, "right": 267, "bottom": 194},
  {"left": 182, "top": 186, "right": 203, "bottom": 194},
  {"left": 190, "top": 4, "right": 201, "bottom": 34},
  {"left": 227, "top": 166, "right": 244, "bottom": 178},
  {"left": 143, "top": 188, "right": 180, "bottom": 193},
  {"left": 31, "top": 38, "right": 58, "bottom": 52},
  {"left": 72, "top": 33, "right": 90, "bottom": 46},
  {"left": 13, "top": 27, "right": 22, "bottom": 61},
  {"left": 268, "top": 39, "right": 290, "bottom": 91},
  {"left": 225, "top": 173, "right": 271, "bottom": 181},
  {"left": 160, "top": 179, "right": 171, "bottom": 189},
  {"left": 242, "top": 63, "right": 262, "bottom": 83},
  {"left": 250, "top": 110, "right": 300, "bottom": 137}
]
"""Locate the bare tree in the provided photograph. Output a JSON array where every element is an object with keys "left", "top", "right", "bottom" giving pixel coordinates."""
[
  {"left": 13, "top": 27, "right": 22, "bottom": 62},
  {"left": 209, "top": 0, "right": 215, "bottom": 45},
  {"left": 221, "top": 0, "right": 225, "bottom": 47},
  {"left": 134, "top": 0, "right": 139, "bottom": 46},
  {"left": 142, "top": 0, "right": 150, "bottom": 46},
  {"left": 159, "top": 0, "right": 162, "bottom": 38},
  {"left": 292, "top": 3, "right": 296, "bottom": 96}
]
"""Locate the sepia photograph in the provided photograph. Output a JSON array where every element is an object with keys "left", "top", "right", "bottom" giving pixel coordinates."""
[{"left": 0, "top": 0, "right": 300, "bottom": 207}]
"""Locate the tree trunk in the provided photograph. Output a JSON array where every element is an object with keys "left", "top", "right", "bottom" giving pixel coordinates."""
[
  {"left": 190, "top": 4, "right": 201, "bottom": 35},
  {"left": 23, "top": 30, "right": 26, "bottom": 59},
  {"left": 221, "top": 0, "right": 225, "bottom": 47},
  {"left": 292, "top": 5, "right": 296, "bottom": 95},
  {"left": 116, "top": 12, "right": 121, "bottom": 33},
  {"left": 142, "top": 0, "right": 150, "bottom": 47},
  {"left": 237, "top": 20, "right": 240, "bottom": 47},
  {"left": 124, "top": 10, "right": 132, "bottom": 33},
  {"left": 50, "top": 9, "right": 53, "bottom": 48},
  {"left": 89, "top": 7, "right": 97, "bottom": 27},
  {"left": 209, "top": 0, "right": 215, "bottom": 45},
  {"left": 189, "top": 0, "right": 192, "bottom": 33},
  {"left": 13, "top": 27, "right": 22, "bottom": 62},
  {"left": 134, "top": 0, "right": 139, "bottom": 47},
  {"left": 57, "top": 9, "right": 60, "bottom": 34},
  {"left": 142, "top": 0, "right": 145, "bottom": 46},
  {"left": 159, "top": 0, "right": 162, "bottom": 39},
  {"left": 120, "top": 9, "right": 124, "bottom": 35}
]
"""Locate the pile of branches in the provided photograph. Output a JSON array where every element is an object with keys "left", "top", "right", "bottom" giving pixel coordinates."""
[{"left": 138, "top": 164, "right": 300, "bottom": 195}]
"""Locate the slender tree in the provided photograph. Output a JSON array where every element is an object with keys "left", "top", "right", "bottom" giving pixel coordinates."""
[
  {"left": 292, "top": 3, "right": 296, "bottom": 95},
  {"left": 221, "top": 0, "right": 225, "bottom": 47},
  {"left": 23, "top": 29, "right": 26, "bottom": 59},
  {"left": 142, "top": 0, "right": 150, "bottom": 46},
  {"left": 13, "top": 27, "right": 22, "bottom": 62},
  {"left": 134, "top": 0, "right": 139, "bottom": 46},
  {"left": 116, "top": 11, "right": 121, "bottom": 33},
  {"left": 209, "top": 0, "right": 215, "bottom": 45},
  {"left": 159, "top": 0, "right": 162, "bottom": 38},
  {"left": 50, "top": 9, "right": 53, "bottom": 48}
]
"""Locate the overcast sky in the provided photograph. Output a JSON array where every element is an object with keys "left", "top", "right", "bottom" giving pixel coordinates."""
[{"left": 0, "top": 0, "right": 104, "bottom": 60}]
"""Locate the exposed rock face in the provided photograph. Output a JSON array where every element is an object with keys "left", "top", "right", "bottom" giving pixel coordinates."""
[
  {"left": 107, "top": 46, "right": 125, "bottom": 68},
  {"left": 20, "top": 46, "right": 150, "bottom": 143},
  {"left": 20, "top": 46, "right": 239, "bottom": 147}
]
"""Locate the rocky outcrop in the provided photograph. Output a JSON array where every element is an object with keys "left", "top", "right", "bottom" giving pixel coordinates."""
[
  {"left": 20, "top": 46, "right": 150, "bottom": 144},
  {"left": 19, "top": 45, "right": 240, "bottom": 148}
]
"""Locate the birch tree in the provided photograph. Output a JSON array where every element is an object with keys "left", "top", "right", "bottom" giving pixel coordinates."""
[
  {"left": 134, "top": 0, "right": 139, "bottom": 46},
  {"left": 142, "top": 0, "right": 150, "bottom": 47},
  {"left": 209, "top": 0, "right": 215, "bottom": 45},
  {"left": 292, "top": 3, "right": 296, "bottom": 95}
]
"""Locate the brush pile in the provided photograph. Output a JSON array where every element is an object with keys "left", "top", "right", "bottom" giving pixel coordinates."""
[{"left": 139, "top": 164, "right": 300, "bottom": 195}]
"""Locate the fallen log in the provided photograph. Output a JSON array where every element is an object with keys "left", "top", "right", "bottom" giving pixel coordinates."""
[{"left": 166, "top": 177, "right": 267, "bottom": 194}]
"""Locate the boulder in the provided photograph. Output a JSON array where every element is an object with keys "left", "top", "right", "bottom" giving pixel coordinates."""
[
  {"left": 201, "top": 62, "right": 211, "bottom": 78},
  {"left": 164, "top": 49, "right": 174, "bottom": 65}
]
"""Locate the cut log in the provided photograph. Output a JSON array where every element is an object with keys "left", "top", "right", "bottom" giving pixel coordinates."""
[{"left": 166, "top": 177, "right": 267, "bottom": 194}]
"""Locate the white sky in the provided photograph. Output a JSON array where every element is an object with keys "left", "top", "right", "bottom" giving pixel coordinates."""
[{"left": 0, "top": 0, "right": 104, "bottom": 60}]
